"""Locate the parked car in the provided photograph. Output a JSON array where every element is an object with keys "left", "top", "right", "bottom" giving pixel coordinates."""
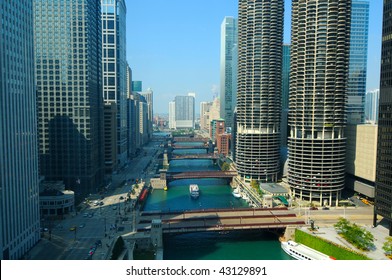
[{"left": 309, "top": 206, "right": 318, "bottom": 210}]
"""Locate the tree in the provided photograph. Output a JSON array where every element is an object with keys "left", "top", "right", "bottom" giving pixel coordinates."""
[
  {"left": 334, "top": 218, "right": 374, "bottom": 251},
  {"left": 382, "top": 237, "right": 392, "bottom": 256},
  {"left": 251, "top": 180, "right": 259, "bottom": 190},
  {"left": 221, "top": 162, "right": 230, "bottom": 171}
]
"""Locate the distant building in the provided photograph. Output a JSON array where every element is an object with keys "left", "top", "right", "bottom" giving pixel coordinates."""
[
  {"left": 1, "top": 0, "right": 40, "bottom": 259},
  {"left": 132, "top": 81, "right": 142, "bottom": 92},
  {"left": 174, "top": 94, "right": 195, "bottom": 129},
  {"left": 220, "top": 16, "right": 238, "bottom": 128},
  {"left": 140, "top": 89, "right": 154, "bottom": 140},
  {"left": 200, "top": 101, "right": 213, "bottom": 131},
  {"left": 216, "top": 133, "right": 231, "bottom": 156},
  {"left": 365, "top": 89, "right": 379, "bottom": 124},
  {"left": 169, "top": 101, "right": 176, "bottom": 129},
  {"left": 347, "top": 0, "right": 369, "bottom": 124},
  {"left": 345, "top": 124, "right": 377, "bottom": 198},
  {"left": 210, "top": 119, "right": 226, "bottom": 142}
]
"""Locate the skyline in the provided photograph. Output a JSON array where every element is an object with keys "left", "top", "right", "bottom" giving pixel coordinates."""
[{"left": 126, "top": 0, "right": 383, "bottom": 114}]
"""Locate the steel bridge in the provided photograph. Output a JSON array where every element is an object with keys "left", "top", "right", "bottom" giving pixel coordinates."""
[
  {"left": 166, "top": 170, "right": 237, "bottom": 181},
  {"left": 137, "top": 207, "right": 305, "bottom": 233}
]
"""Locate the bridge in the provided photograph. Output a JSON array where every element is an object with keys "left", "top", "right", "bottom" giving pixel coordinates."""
[
  {"left": 136, "top": 207, "right": 305, "bottom": 233},
  {"left": 172, "top": 137, "right": 209, "bottom": 143},
  {"left": 170, "top": 154, "right": 218, "bottom": 160},
  {"left": 171, "top": 145, "right": 208, "bottom": 149},
  {"left": 166, "top": 170, "right": 237, "bottom": 181}
]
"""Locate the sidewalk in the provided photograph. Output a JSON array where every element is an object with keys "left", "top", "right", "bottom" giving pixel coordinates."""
[{"left": 300, "top": 219, "right": 391, "bottom": 260}]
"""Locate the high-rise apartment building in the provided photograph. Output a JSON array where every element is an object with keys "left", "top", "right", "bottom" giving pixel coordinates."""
[
  {"left": 1, "top": 0, "right": 40, "bottom": 260},
  {"left": 102, "top": 0, "right": 128, "bottom": 167},
  {"left": 288, "top": 0, "right": 352, "bottom": 205},
  {"left": 236, "top": 0, "right": 283, "bottom": 183},
  {"left": 220, "top": 16, "right": 238, "bottom": 128},
  {"left": 174, "top": 95, "right": 195, "bottom": 129},
  {"left": 132, "top": 81, "right": 142, "bottom": 92},
  {"left": 375, "top": 0, "right": 392, "bottom": 236},
  {"left": 347, "top": 0, "right": 369, "bottom": 124},
  {"left": 365, "top": 89, "right": 380, "bottom": 124},
  {"left": 34, "top": 0, "right": 104, "bottom": 195}
]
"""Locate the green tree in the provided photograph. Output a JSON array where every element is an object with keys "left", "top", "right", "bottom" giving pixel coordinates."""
[
  {"left": 221, "top": 162, "right": 230, "bottom": 171},
  {"left": 382, "top": 237, "right": 392, "bottom": 255},
  {"left": 334, "top": 218, "right": 374, "bottom": 251},
  {"left": 250, "top": 180, "right": 259, "bottom": 190}
]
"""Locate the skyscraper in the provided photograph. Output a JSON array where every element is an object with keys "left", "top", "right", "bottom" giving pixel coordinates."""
[
  {"left": 220, "top": 16, "right": 238, "bottom": 128},
  {"left": 288, "top": 0, "right": 352, "bottom": 205},
  {"left": 365, "top": 89, "right": 380, "bottom": 124},
  {"left": 1, "top": 0, "right": 40, "bottom": 259},
  {"left": 347, "top": 0, "right": 369, "bottom": 124},
  {"left": 102, "top": 0, "right": 128, "bottom": 167},
  {"left": 375, "top": 0, "right": 392, "bottom": 236},
  {"left": 174, "top": 95, "right": 195, "bottom": 129},
  {"left": 34, "top": 0, "right": 104, "bottom": 196},
  {"left": 236, "top": 0, "right": 283, "bottom": 182},
  {"left": 169, "top": 101, "right": 176, "bottom": 129},
  {"left": 281, "top": 44, "right": 290, "bottom": 147},
  {"left": 141, "top": 89, "right": 153, "bottom": 141}
]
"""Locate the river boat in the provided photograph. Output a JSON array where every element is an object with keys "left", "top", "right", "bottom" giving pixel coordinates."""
[
  {"left": 232, "top": 188, "right": 241, "bottom": 198},
  {"left": 189, "top": 184, "right": 200, "bottom": 198},
  {"left": 281, "top": 240, "right": 335, "bottom": 260}
]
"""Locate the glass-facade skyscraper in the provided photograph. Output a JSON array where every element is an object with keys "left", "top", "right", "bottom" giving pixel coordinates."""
[
  {"left": 347, "top": 0, "right": 369, "bottom": 124},
  {"left": 174, "top": 95, "right": 195, "bottom": 129},
  {"left": 288, "top": 0, "right": 351, "bottom": 205},
  {"left": 375, "top": 0, "right": 392, "bottom": 236},
  {"left": 1, "top": 0, "right": 40, "bottom": 259},
  {"left": 34, "top": 0, "right": 104, "bottom": 196},
  {"left": 236, "top": 0, "right": 283, "bottom": 183},
  {"left": 102, "top": 0, "right": 128, "bottom": 167},
  {"left": 220, "top": 16, "right": 238, "bottom": 129}
]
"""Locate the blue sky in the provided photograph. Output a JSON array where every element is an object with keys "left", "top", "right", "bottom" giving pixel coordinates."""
[{"left": 126, "top": 0, "right": 383, "bottom": 114}]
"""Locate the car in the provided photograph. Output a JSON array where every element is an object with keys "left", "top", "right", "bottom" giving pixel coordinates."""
[
  {"left": 83, "top": 213, "right": 88, "bottom": 217},
  {"left": 119, "top": 196, "right": 124, "bottom": 200},
  {"left": 322, "top": 207, "right": 330, "bottom": 210},
  {"left": 309, "top": 206, "right": 318, "bottom": 210},
  {"left": 99, "top": 201, "right": 104, "bottom": 206},
  {"left": 69, "top": 226, "right": 76, "bottom": 231},
  {"left": 79, "top": 223, "right": 85, "bottom": 228}
]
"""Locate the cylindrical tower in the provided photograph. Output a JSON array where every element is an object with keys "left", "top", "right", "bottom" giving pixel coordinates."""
[
  {"left": 236, "top": 0, "right": 284, "bottom": 183},
  {"left": 288, "top": 0, "right": 351, "bottom": 206}
]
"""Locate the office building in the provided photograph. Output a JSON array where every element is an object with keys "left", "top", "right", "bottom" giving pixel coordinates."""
[
  {"left": 375, "top": 0, "right": 392, "bottom": 235},
  {"left": 34, "top": 0, "right": 104, "bottom": 196},
  {"left": 103, "top": 103, "right": 118, "bottom": 173},
  {"left": 210, "top": 119, "right": 226, "bottom": 142},
  {"left": 169, "top": 101, "right": 176, "bottom": 129},
  {"left": 0, "top": 0, "right": 40, "bottom": 260},
  {"left": 174, "top": 94, "right": 195, "bottom": 129},
  {"left": 345, "top": 124, "right": 377, "bottom": 198},
  {"left": 217, "top": 133, "right": 231, "bottom": 156},
  {"left": 236, "top": 0, "right": 283, "bottom": 182},
  {"left": 347, "top": 0, "right": 369, "bottom": 124},
  {"left": 365, "top": 89, "right": 380, "bottom": 124},
  {"left": 200, "top": 101, "right": 213, "bottom": 131},
  {"left": 288, "top": 0, "right": 352, "bottom": 205},
  {"left": 220, "top": 16, "right": 238, "bottom": 128},
  {"left": 132, "top": 81, "right": 142, "bottom": 92},
  {"left": 102, "top": 0, "right": 128, "bottom": 167},
  {"left": 141, "top": 89, "right": 153, "bottom": 141}
]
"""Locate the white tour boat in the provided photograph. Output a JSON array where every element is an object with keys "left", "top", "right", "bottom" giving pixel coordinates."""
[
  {"left": 189, "top": 184, "right": 200, "bottom": 198},
  {"left": 232, "top": 188, "right": 241, "bottom": 198},
  {"left": 281, "top": 240, "right": 335, "bottom": 260}
]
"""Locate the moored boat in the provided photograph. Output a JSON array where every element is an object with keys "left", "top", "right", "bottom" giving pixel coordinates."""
[
  {"left": 232, "top": 188, "right": 241, "bottom": 198},
  {"left": 281, "top": 240, "right": 335, "bottom": 260}
]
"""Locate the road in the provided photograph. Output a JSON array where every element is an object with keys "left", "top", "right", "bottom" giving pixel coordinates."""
[{"left": 28, "top": 140, "right": 164, "bottom": 260}]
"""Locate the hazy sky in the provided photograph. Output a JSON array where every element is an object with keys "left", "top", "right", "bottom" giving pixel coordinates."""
[{"left": 126, "top": 0, "right": 383, "bottom": 114}]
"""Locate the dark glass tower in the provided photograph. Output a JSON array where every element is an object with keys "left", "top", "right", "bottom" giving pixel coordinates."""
[
  {"left": 288, "top": 0, "right": 351, "bottom": 206},
  {"left": 236, "top": 0, "right": 283, "bottom": 183},
  {"left": 34, "top": 0, "right": 104, "bottom": 196},
  {"left": 374, "top": 0, "right": 392, "bottom": 236}
]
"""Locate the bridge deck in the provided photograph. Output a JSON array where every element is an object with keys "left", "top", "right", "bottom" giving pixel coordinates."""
[
  {"left": 137, "top": 207, "right": 305, "bottom": 233},
  {"left": 166, "top": 170, "right": 237, "bottom": 179}
]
